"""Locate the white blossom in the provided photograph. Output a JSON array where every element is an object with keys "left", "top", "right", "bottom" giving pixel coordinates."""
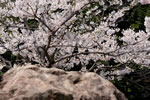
[{"left": 0, "top": 0, "right": 149, "bottom": 78}]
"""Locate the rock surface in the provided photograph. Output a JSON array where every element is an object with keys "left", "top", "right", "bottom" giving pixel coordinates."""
[{"left": 0, "top": 65, "right": 127, "bottom": 100}]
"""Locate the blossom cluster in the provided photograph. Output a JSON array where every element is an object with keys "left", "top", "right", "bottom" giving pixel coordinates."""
[{"left": 0, "top": 0, "right": 150, "bottom": 78}]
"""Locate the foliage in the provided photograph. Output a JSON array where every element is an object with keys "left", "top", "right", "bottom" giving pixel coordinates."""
[
  {"left": 71, "top": 2, "right": 103, "bottom": 34},
  {"left": 0, "top": 71, "right": 3, "bottom": 76},
  {"left": 0, "top": 50, "right": 24, "bottom": 68},
  {"left": 26, "top": 19, "right": 39, "bottom": 31},
  {"left": 112, "top": 66, "right": 150, "bottom": 100},
  {"left": 117, "top": 3, "right": 150, "bottom": 32},
  {"left": 0, "top": 71, "right": 3, "bottom": 82}
]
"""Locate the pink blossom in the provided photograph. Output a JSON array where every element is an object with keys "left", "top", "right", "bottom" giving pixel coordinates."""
[{"left": 140, "top": 0, "right": 150, "bottom": 4}]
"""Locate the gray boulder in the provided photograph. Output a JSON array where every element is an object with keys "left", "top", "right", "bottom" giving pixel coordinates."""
[{"left": 0, "top": 65, "right": 127, "bottom": 100}]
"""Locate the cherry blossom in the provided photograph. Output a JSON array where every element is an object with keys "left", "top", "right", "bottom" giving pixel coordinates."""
[{"left": 0, "top": 0, "right": 150, "bottom": 78}]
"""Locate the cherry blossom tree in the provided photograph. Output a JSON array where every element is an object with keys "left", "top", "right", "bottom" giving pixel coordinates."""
[{"left": 0, "top": 0, "right": 150, "bottom": 78}]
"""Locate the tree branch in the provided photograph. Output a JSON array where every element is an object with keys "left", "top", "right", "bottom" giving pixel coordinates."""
[{"left": 55, "top": 51, "right": 115, "bottom": 63}]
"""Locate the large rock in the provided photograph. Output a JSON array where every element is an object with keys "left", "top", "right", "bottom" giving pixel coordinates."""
[{"left": 0, "top": 65, "right": 127, "bottom": 100}]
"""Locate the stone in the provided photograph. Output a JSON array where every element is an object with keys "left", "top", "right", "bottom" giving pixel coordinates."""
[{"left": 0, "top": 64, "right": 127, "bottom": 100}]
